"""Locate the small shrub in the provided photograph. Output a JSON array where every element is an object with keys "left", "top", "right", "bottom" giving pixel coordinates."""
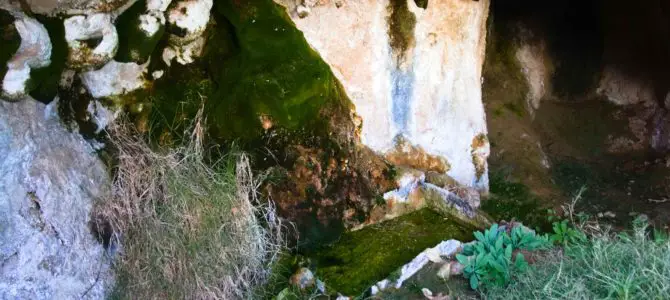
[
  {"left": 549, "top": 219, "right": 586, "bottom": 246},
  {"left": 456, "top": 224, "right": 550, "bottom": 290}
]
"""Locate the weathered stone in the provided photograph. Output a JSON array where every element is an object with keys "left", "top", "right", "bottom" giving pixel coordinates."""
[
  {"left": 79, "top": 60, "right": 147, "bottom": 98},
  {"left": 370, "top": 239, "right": 462, "bottom": 294},
  {"left": 166, "top": 0, "right": 213, "bottom": 43},
  {"left": 0, "top": 97, "right": 113, "bottom": 299},
  {"left": 2, "top": 14, "right": 52, "bottom": 100},
  {"left": 289, "top": 267, "right": 316, "bottom": 290},
  {"left": 162, "top": 36, "right": 205, "bottom": 66},
  {"left": 275, "top": 0, "right": 491, "bottom": 192},
  {"left": 160, "top": 0, "right": 212, "bottom": 66},
  {"left": 64, "top": 13, "right": 118, "bottom": 70}
]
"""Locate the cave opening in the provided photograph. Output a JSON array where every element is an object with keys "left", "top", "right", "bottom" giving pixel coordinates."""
[{"left": 483, "top": 0, "right": 670, "bottom": 227}]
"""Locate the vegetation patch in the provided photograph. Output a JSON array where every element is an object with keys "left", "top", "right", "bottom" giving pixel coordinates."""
[
  {"left": 306, "top": 209, "right": 475, "bottom": 296},
  {"left": 484, "top": 218, "right": 670, "bottom": 299},
  {"left": 456, "top": 223, "right": 551, "bottom": 290},
  {"left": 96, "top": 115, "right": 285, "bottom": 299}
]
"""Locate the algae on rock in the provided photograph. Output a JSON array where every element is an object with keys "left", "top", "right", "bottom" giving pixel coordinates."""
[{"left": 306, "top": 209, "right": 474, "bottom": 296}]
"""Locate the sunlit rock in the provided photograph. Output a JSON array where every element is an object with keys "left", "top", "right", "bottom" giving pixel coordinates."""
[
  {"left": 64, "top": 13, "right": 118, "bottom": 69},
  {"left": 1, "top": 15, "right": 52, "bottom": 100},
  {"left": 79, "top": 60, "right": 147, "bottom": 98},
  {"left": 166, "top": 0, "right": 212, "bottom": 42},
  {"left": 276, "top": 0, "right": 491, "bottom": 192},
  {"left": 0, "top": 97, "right": 113, "bottom": 299}
]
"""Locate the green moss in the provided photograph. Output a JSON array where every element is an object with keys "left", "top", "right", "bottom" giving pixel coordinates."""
[
  {"left": 305, "top": 209, "right": 474, "bottom": 296},
  {"left": 387, "top": 0, "right": 416, "bottom": 61},
  {"left": 0, "top": 10, "right": 21, "bottom": 94},
  {"left": 150, "top": 0, "right": 351, "bottom": 144},
  {"left": 115, "top": 0, "right": 164, "bottom": 63},
  {"left": 481, "top": 171, "right": 549, "bottom": 231},
  {"left": 377, "top": 264, "right": 476, "bottom": 299},
  {"left": 29, "top": 15, "right": 67, "bottom": 103}
]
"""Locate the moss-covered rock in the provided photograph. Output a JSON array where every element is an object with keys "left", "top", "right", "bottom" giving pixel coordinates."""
[
  {"left": 305, "top": 209, "right": 474, "bottom": 296},
  {"left": 147, "top": 0, "right": 396, "bottom": 248}
]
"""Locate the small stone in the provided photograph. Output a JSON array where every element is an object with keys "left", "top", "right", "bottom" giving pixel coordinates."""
[
  {"left": 289, "top": 267, "right": 315, "bottom": 290},
  {"left": 603, "top": 211, "right": 616, "bottom": 218},
  {"left": 79, "top": 60, "right": 147, "bottom": 98},
  {"left": 152, "top": 70, "right": 165, "bottom": 79}
]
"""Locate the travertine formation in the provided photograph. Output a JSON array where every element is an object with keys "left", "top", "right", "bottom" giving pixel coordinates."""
[{"left": 276, "top": 0, "right": 491, "bottom": 191}]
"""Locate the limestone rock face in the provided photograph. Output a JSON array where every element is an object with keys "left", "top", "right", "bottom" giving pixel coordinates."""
[
  {"left": 275, "top": 0, "right": 491, "bottom": 191},
  {"left": 0, "top": 98, "right": 113, "bottom": 299}
]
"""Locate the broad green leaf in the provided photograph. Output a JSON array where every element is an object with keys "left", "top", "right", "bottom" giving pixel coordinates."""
[
  {"left": 505, "top": 245, "right": 513, "bottom": 260},
  {"left": 456, "top": 254, "right": 469, "bottom": 265},
  {"left": 474, "top": 231, "right": 485, "bottom": 242},
  {"left": 470, "top": 274, "right": 479, "bottom": 290},
  {"left": 495, "top": 236, "right": 504, "bottom": 251}
]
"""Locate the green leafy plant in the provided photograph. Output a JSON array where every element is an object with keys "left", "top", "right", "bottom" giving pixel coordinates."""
[
  {"left": 506, "top": 225, "right": 551, "bottom": 251},
  {"left": 457, "top": 224, "right": 549, "bottom": 290},
  {"left": 550, "top": 219, "right": 586, "bottom": 245}
]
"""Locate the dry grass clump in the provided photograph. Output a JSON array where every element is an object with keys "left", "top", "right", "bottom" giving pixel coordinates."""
[{"left": 96, "top": 115, "right": 285, "bottom": 299}]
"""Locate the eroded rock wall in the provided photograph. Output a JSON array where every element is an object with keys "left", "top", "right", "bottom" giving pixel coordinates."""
[
  {"left": 0, "top": 98, "right": 113, "bottom": 299},
  {"left": 275, "top": 0, "right": 491, "bottom": 191}
]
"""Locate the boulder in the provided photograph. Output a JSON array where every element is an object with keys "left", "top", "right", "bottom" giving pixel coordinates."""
[{"left": 0, "top": 97, "right": 113, "bottom": 299}]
